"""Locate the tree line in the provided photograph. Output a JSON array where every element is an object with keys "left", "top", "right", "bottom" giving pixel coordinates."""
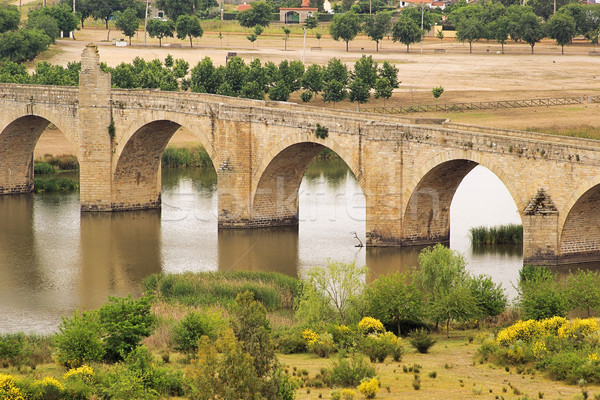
[{"left": 0, "top": 54, "right": 400, "bottom": 107}]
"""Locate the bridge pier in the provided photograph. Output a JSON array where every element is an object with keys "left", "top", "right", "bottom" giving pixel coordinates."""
[{"left": 78, "top": 44, "right": 114, "bottom": 212}]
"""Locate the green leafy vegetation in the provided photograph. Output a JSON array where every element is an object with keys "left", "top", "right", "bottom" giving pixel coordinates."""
[
  {"left": 161, "top": 146, "right": 213, "bottom": 168},
  {"left": 470, "top": 224, "right": 523, "bottom": 245},
  {"left": 34, "top": 176, "right": 79, "bottom": 193}
]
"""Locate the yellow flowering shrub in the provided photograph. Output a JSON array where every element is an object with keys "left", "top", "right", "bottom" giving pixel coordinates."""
[
  {"left": 0, "top": 373, "right": 25, "bottom": 400},
  {"left": 532, "top": 341, "right": 547, "bottom": 359},
  {"left": 302, "top": 329, "right": 319, "bottom": 345},
  {"left": 357, "top": 378, "right": 380, "bottom": 399},
  {"left": 496, "top": 319, "right": 543, "bottom": 346},
  {"left": 557, "top": 318, "right": 599, "bottom": 341},
  {"left": 539, "top": 316, "right": 568, "bottom": 335},
  {"left": 340, "top": 388, "right": 357, "bottom": 400},
  {"left": 35, "top": 376, "right": 65, "bottom": 391},
  {"left": 63, "top": 364, "right": 95, "bottom": 384},
  {"left": 588, "top": 353, "right": 599, "bottom": 362},
  {"left": 358, "top": 317, "right": 384, "bottom": 335}
]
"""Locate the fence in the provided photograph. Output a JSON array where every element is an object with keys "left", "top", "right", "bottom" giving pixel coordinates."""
[{"left": 361, "top": 95, "right": 600, "bottom": 114}]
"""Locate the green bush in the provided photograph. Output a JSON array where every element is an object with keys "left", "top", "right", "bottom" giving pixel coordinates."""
[
  {"left": 143, "top": 271, "right": 300, "bottom": 312},
  {"left": 98, "top": 295, "right": 155, "bottom": 362},
  {"left": 54, "top": 310, "right": 105, "bottom": 369},
  {"left": 34, "top": 176, "right": 79, "bottom": 193},
  {"left": 161, "top": 146, "right": 213, "bottom": 168},
  {"left": 408, "top": 329, "right": 436, "bottom": 354},
  {"left": 172, "top": 310, "right": 224, "bottom": 353},
  {"left": 518, "top": 266, "right": 568, "bottom": 320},
  {"left": 33, "top": 162, "right": 55, "bottom": 175},
  {"left": 100, "top": 346, "right": 184, "bottom": 399},
  {"left": 326, "top": 354, "right": 376, "bottom": 387},
  {"left": 274, "top": 327, "right": 307, "bottom": 354}
]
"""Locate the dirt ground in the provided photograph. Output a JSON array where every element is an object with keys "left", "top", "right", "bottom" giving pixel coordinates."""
[{"left": 32, "top": 27, "right": 600, "bottom": 156}]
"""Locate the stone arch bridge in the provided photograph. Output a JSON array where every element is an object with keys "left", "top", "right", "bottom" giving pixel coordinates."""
[{"left": 1, "top": 44, "right": 599, "bottom": 266}]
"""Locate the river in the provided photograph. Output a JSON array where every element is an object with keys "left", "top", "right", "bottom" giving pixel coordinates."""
[{"left": 0, "top": 159, "right": 531, "bottom": 334}]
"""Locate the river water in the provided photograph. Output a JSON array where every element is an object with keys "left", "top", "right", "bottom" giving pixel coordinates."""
[{"left": 0, "top": 160, "right": 527, "bottom": 334}]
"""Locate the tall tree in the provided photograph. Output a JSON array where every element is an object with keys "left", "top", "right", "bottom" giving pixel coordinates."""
[
  {"left": 0, "top": 4, "right": 20, "bottom": 33},
  {"left": 402, "top": 6, "right": 439, "bottom": 31},
  {"left": 547, "top": 12, "right": 576, "bottom": 54},
  {"left": 91, "top": 0, "right": 131, "bottom": 29},
  {"left": 237, "top": 1, "right": 272, "bottom": 28},
  {"left": 455, "top": 17, "right": 484, "bottom": 53},
  {"left": 176, "top": 14, "right": 203, "bottom": 47},
  {"left": 61, "top": 0, "right": 94, "bottom": 28},
  {"left": 29, "top": 4, "right": 79, "bottom": 38},
  {"left": 363, "top": 12, "right": 391, "bottom": 52},
  {"left": 378, "top": 60, "right": 399, "bottom": 89},
  {"left": 115, "top": 8, "right": 141, "bottom": 45},
  {"left": 518, "top": 12, "right": 545, "bottom": 53},
  {"left": 353, "top": 55, "right": 378, "bottom": 89},
  {"left": 488, "top": 15, "right": 511, "bottom": 53},
  {"left": 329, "top": 11, "right": 361, "bottom": 51},
  {"left": 146, "top": 18, "right": 174, "bottom": 47},
  {"left": 392, "top": 15, "right": 421, "bottom": 53}
]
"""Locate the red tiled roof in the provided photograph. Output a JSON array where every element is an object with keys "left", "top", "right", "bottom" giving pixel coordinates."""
[{"left": 237, "top": 4, "right": 251, "bottom": 11}]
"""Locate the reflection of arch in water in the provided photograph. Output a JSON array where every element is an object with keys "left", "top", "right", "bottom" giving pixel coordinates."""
[
  {"left": 403, "top": 151, "right": 524, "bottom": 247},
  {"left": 218, "top": 227, "right": 299, "bottom": 276},
  {"left": 79, "top": 211, "right": 162, "bottom": 308}
]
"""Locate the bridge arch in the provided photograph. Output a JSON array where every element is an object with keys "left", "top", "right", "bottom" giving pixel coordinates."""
[
  {"left": 251, "top": 133, "right": 362, "bottom": 226},
  {"left": 112, "top": 118, "right": 218, "bottom": 210},
  {"left": 558, "top": 178, "right": 600, "bottom": 261},
  {"left": 0, "top": 115, "right": 79, "bottom": 194},
  {"left": 402, "top": 150, "right": 524, "bottom": 245}
]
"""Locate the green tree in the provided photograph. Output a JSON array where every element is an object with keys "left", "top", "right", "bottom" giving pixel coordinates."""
[
  {"left": 374, "top": 77, "right": 393, "bottom": 106},
  {"left": 488, "top": 15, "right": 511, "bottom": 53},
  {"left": 173, "top": 310, "right": 224, "bottom": 353},
  {"left": 468, "top": 274, "right": 507, "bottom": 326},
  {"left": 98, "top": 295, "right": 155, "bottom": 362},
  {"left": 301, "top": 63, "right": 324, "bottom": 94},
  {"left": 353, "top": 55, "right": 378, "bottom": 89},
  {"left": 401, "top": 6, "right": 440, "bottom": 31},
  {"left": 0, "top": 29, "right": 51, "bottom": 63},
  {"left": 413, "top": 244, "right": 471, "bottom": 330},
  {"left": 146, "top": 18, "right": 174, "bottom": 47},
  {"left": 431, "top": 284, "right": 479, "bottom": 337},
  {"left": 54, "top": 310, "right": 105, "bottom": 368},
  {"left": 324, "top": 57, "right": 349, "bottom": 85},
  {"left": 156, "top": 0, "right": 218, "bottom": 20},
  {"left": 455, "top": 17, "right": 484, "bottom": 53},
  {"left": 237, "top": 1, "right": 272, "bottom": 28},
  {"left": 282, "top": 26, "right": 291, "bottom": 50},
  {"left": 518, "top": 12, "right": 545, "bottom": 53},
  {"left": 27, "top": 15, "right": 60, "bottom": 44},
  {"left": 392, "top": 15, "right": 421, "bottom": 53},
  {"left": 547, "top": 12, "right": 576, "bottom": 54},
  {"left": 61, "top": 0, "right": 94, "bottom": 28},
  {"left": 565, "top": 270, "right": 600, "bottom": 317},
  {"left": 529, "top": 0, "right": 572, "bottom": 20},
  {"left": 349, "top": 77, "right": 370, "bottom": 109},
  {"left": 296, "top": 260, "right": 367, "bottom": 325},
  {"left": 268, "top": 80, "right": 290, "bottom": 101},
  {"left": 91, "top": 0, "right": 137, "bottom": 29},
  {"left": 363, "top": 12, "right": 391, "bottom": 52},
  {"left": 517, "top": 265, "right": 569, "bottom": 320},
  {"left": 557, "top": 3, "right": 591, "bottom": 36},
  {"left": 0, "top": 4, "right": 20, "bottom": 33},
  {"left": 241, "top": 80, "right": 265, "bottom": 100},
  {"left": 364, "top": 271, "right": 423, "bottom": 335},
  {"left": 329, "top": 11, "right": 361, "bottom": 51},
  {"left": 230, "top": 291, "right": 277, "bottom": 378},
  {"left": 115, "top": 8, "right": 141, "bottom": 45},
  {"left": 191, "top": 57, "right": 223, "bottom": 94},
  {"left": 279, "top": 59, "right": 304, "bottom": 92},
  {"left": 222, "top": 56, "right": 248, "bottom": 94},
  {"left": 29, "top": 4, "right": 79, "bottom": 38},
  {"left": 305, "top": 14, "right": 318, "bottom": 30},
  {"left": 176, "top": 14, "right": 203, "bottom": 47},
  {"left": 378, "top": 61, "right": 399, "bottom": 89}
]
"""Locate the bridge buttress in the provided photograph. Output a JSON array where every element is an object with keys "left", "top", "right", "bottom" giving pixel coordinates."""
[{"left": 78, "top": 44, "right": 114, "bottom": 212}]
